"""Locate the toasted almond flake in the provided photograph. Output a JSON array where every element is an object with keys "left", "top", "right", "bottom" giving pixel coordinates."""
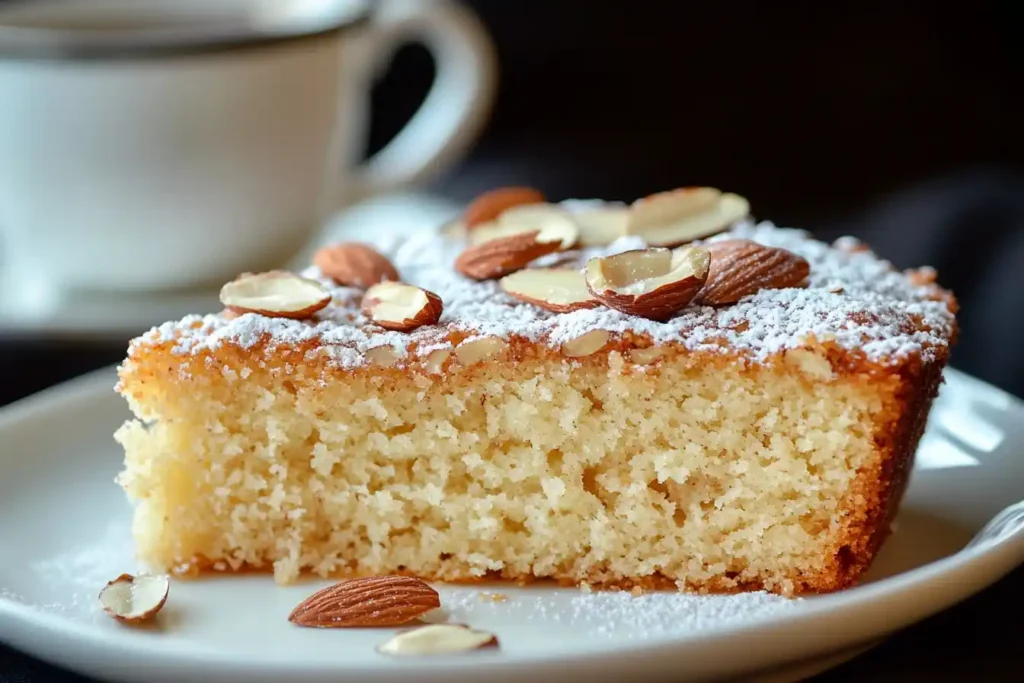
[
  {"left": 455, "top": 336, "right": 507, "bottom": 365},
  {"left": 499, "top": 268, "right": 600, "bottom": 312},
  {"left": 220, "top": 271, "right": 331, "bottom": 319},
  {"left": 377, "top": 624, "right": 499, "bottom": 656},
  {"left": 465, "top": 186, "right": 545, "bottom": 228},
  {"left": 573, "top": 206, "right": 630, "bottom": 246},
  {"left": 562, "top": 329, "right": 611, "bottom": 357},
  {"left": 467, "top": 203, "right": 580, "bottom": 247},
  {"left": 313, "top": 243, "right": 399, "bottom": 289},
  {"left": 288, "top": 576, "right": 440, "bottom": 628},
  {"left": 98, "top": 573, "right": 169, "bottom": 624},
  {"left": 585, "top": 246, "right": 710, "bottom": 320},
  {"left": 361, "top": 282, "right": 443, "bottom": 332},
  {"left": 628, "top": 347, "right": 666, "bottom": 365},
  {"left": 365, "top": 346, "right": 401, "bottom": 367},
  {"left": 423, "top": 348, "right": 451, "bottom": 374},
  {"left": 455, "top": 218, "right": 579, "bottom": 280},
  {"left": 627, "top": 188, "right": 750, "bottom": 246}
]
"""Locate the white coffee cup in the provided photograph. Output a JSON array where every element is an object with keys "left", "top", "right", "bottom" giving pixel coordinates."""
[{"left": 0, "top": 0, "right": 496, "bottom": 292}]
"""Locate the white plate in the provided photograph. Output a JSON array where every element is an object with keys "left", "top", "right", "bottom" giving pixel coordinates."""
[
  {"left": 0, "top": 192, "right": 461, "bottom": 339},
  {"left": 1, "top": 367, "right": 1023, "bottom": 683}
]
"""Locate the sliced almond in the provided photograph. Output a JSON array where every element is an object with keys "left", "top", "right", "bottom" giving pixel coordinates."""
[
  {"left": 500, "top": 268, "right": 600, "bottom": 312},
  {"left": 361, "top": 282, "right": 443, "bottom": 332},
  {"left": 698, "top": 239, "right": 810, "bottom": 306},
  {"left": 288, "top": 576, "right": 440, "bottom": 628},
  {"left": 467, "top": 203, "right": 579, "bottom": 247},
  {"left": 571, "top": 206, "right": 630, "bottom": 247},
  {"left": 585, "top": 246, "right": 710, "bottom": 321},
  {"left": 377, "top": 623, "right": 499, "bottom": 656},
  {"left": 561, "top": 329, "right": 611, "bottom": 357},
  {"left": 465, "top": 186, "right": 546, "bottom": 228},
  {"left": 628, "top": 347, "right": 666, "bottom": 365},
  {"left": 455, "top": 336, "right": 507, "bottom": 365},
  {"left": 365, "top": 345, "right": 401, "bottom": 367},
  {"left": 313, "top": 243, "right": 399, "bottom": 289},
  {"left": 220, "top": 271, "right": 331, "bottom": 319},
  {"left": 423, "top": 348, "right": 451, "bottom": 374},
  {"left": 98, "top": 573, "right": 169, "bottom": 624},
  {"left": 627, "top": 188, "right": 750, "bottom": 247},
  {"left": 456, "top": 219, "right": 578, "bottom": 281}
]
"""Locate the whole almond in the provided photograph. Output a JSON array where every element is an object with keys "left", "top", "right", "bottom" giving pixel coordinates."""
[
  {"left": 465, "top": 186, "right": 546, "bottom": 228},
  {"left": 313, "top": 243, "right": 399, "bottom": 289},
  {"left": 455, "top": 220, "right": 578, "bottom": 280},
  {"left": 288, "top": 576, "right": 440, "bottom": 628},
  {"left": 698, "top": 239, "right": 810, "bottom": 305}
]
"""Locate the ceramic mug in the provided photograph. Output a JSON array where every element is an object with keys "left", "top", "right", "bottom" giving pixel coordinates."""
[{"left": 0, "top": 0, "right": 496, "bottom": 292}]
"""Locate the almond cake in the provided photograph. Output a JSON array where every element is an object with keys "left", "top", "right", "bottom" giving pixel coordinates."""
[{"left": 114, "top": 187, "right": 959, "bottom": 595}]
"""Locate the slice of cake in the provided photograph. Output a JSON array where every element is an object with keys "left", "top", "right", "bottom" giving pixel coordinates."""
[{"left": 114, "top": 187, "right": 958, "bottom": 595}]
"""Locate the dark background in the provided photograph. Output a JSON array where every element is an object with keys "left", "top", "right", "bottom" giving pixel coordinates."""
[{"left": 2, "top": 1, "right": 1023, "bottom": 681}]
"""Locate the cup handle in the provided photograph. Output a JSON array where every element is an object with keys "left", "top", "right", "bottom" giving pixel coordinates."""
[{"left": 345, "top": 0, "right": 497, "bottom": 202}]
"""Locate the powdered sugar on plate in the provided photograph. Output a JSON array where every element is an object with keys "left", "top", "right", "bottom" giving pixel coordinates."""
[
  {"left": 439, "top": 588, "right": 800, "bottom": 642},
  {"left": 127, "top": 203, "right": 957, "bottom": 371}
]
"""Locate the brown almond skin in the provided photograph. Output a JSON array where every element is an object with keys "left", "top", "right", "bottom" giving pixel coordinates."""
[
  {"left": 464, "top": 186, "right": 546, "bottom": 228},
  {"left": 313, "top": 243, "right": 399, "bottom": 289},
  {"left": 589, "top": 274, "right": 706, "bottom": 321},
  {"left": 288, "top": 576, "right": 441, "bottom": 628},
  {"left": 455, "top": 231, "right": 569, "bottom": 280},
  {"left": 361, "top": 286, "right": 444, "bottom": 332},
  {"left": 698, "top": 239, "right": 810, "bottom": 306},
  {"left": 99, "top": 574, "right": 169, "bottom": 625}
]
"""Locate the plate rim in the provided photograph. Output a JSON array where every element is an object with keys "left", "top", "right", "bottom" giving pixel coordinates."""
[{"left": 1, "top": 366, "right": 1023, "bottom": 682}]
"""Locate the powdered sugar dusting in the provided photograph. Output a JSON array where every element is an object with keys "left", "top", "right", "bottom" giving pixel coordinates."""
[
  {"left": 439, "top": 587, "right": 800, "bottom": 641},
  {"left": 128, "top": 203, "right": 956, "bottom": 370}
]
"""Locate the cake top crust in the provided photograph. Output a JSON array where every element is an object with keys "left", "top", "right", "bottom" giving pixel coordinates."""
[{"left": 128, "top": 202, "right": 957, "bottom": 371}]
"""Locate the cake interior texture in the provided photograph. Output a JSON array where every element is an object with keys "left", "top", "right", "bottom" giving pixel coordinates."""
[
  {"left": 115, "top": 217, "right": 957, "bottom": 596},
  {"left": 116, "top": 341, "right": 939, "bottom": 595}
]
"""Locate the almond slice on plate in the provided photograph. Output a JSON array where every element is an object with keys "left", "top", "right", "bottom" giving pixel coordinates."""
[
  {"left": 313, "top": 242, "right": 399, "bottom": 289},
  {"left": 361, "top": 282, "right": 443, "bottom": 332},
  {"left": 377, "top": 623, "right": 499, "bottom": 656},
  {"left": 585, "top": 246, "right": 710, "bottom": 320},
  {"left": 456, "top": 218, "right": 578, "bottom": 280},
  {"left": 467, "top": 202, "right": 579, "bottom": 247},
  {"left": 627, "top": 187, "right": 750, "bottom": 247},
  {"left": 220, "top": 271, "right": 331, "bottom": 319},
  {"left": 98, "top": 573, "right": 169, "bottom": 624},
  {"left": 288, "top": 575, "right": 440, "bottom": 628},
  {"left": 465, "top": 186, "right": 546, "bottom": 228},
  {"left": 698, "top": 239, "right": 810, "bottom": 305},
  {"left": 500, "top": 268, "right": 600, "bottom": 312}
]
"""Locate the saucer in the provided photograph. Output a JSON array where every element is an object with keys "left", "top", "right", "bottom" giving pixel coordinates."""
[{"left": 0, "top": 192, "right": 461, "bottom": 340}]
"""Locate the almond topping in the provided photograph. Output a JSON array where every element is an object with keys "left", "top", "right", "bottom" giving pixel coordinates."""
[
  {"left": 585, "top": 246, "right": 710, "bottom": 321},
  {"left": 220, "top": 271, "right": 331, "bottom": 319},
  {"left": 455, "top": 218, "right": 578, "bottom": 281},
  {"left": 467, "top": 203, "right": 578, "bottom": 246},
  {"left": 377, "top": 623, "right": 499, "bottom": 656},
  {"left": 561, "top": 329, "right": 611, "bottom": 357},
  {"left": 365, "top": 346, "right": 401, "bottom": 367},
  {"left": 698, "top": 239, "right": 810, "bottom": 306},
  {"left": 455, "top": 336, "right": 507, "bottom": 365},
  {"left": 627, "top": 187, "right": 750, "bottom": 247},
  {"left": 628, "top": 347, "right": 666, "bottom": 365},
  {"left": 573, "top": 206, "right": 630, "bottom": 246},
  {"left": 313, "top": 242, "right": 399, "bottom": 289},
  {"left": 465, "top": 186, "right": 545, "bottom": 228},
  {"left": 288, "top": 576, "right": 440, "bottom": 628},
  {"left": 500, "top": 268, "right": 600, "bottom": 312},
  {"left": 98, "top": 573, "right": 169, "bottom": 625},
  {"left": 361, "top": 282, "right": 443, "bottom": 331}
]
